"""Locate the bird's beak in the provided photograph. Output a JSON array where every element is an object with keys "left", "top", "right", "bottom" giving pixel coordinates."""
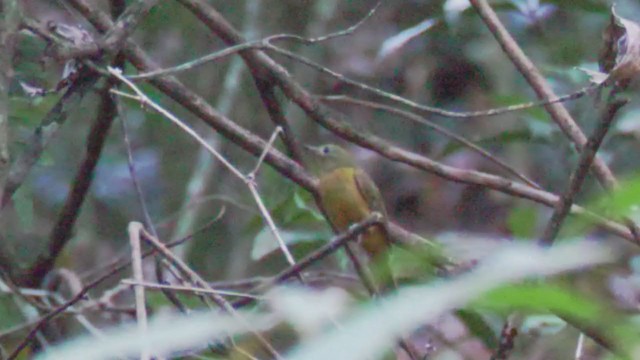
[{"left": 302, "top": 144, "right": 320, "bottom": 155}]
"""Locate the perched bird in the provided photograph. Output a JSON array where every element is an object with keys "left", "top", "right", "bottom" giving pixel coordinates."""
[{"left": 304, "top": 144, "right": 392, "bottom": 267}]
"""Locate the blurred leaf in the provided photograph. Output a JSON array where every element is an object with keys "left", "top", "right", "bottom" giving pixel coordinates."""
[
  {"left": 455, "top": 309, "right": 499, "bottom": 349},
  {"left": 507, "top": 204, "right": 538, "bottom": 239},
  {"left": 287, "top": 241, "right": 617, "bottom": 360},
  {"left": 443, "top": 0, "right": 472, "bottom": 24},
  {"left": 251, "top": 187, "right": 331, "bottom": 260},
  {"left": 525, "top": 117, "right": 556, "bottom": 138},
  {"left": 10, "top": 96, "right": 59, "bottom": 127},
  {"left": 267, "top": 286, "right": 352, "bottom": 336},
  {"left": 615, "top": 106, "right": 640, "bottom": 138},
  {"left": 251, "top": 227, "right": 331, "bottom": 261},
  {"left": 293, "top": 190, "right": 324, "bottom": 222},
  {"left": 508, "top": 0, "right": 557, "bottom": 28},
  {"left": 474, "top": 283, "right": 601, "bottom": 318},
  {"left": 388, "top": 242, "right": 444, "bottom": 281},
  {"left": 146, "top": 291, "right": 203, "bottom": 311},
  {"left": 590, "top": 175, "right": 640, "bottom": 219},
  {"left": 13, "top": 189, "right": 34, "bottom": 229},
  {"left": 376, "top": 18, "right": 437, "bottom": 62},
  {"left": 38, "top": 311, "right": 274, "bottom": 360},
  {"left": 0, "top": 297, "right": 25, "bottom": 331}
]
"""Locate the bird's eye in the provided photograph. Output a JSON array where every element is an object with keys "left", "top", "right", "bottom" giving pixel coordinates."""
[{"left": 322, "top": 146, "right": 330, "bottom": 155}]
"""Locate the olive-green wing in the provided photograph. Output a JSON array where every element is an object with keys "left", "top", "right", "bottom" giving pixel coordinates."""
[{"left": 353, "top": 169, "right": 388, "bottom": 217}]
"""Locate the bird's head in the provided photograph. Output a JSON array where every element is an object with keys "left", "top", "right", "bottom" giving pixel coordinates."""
[{"left": 304, "top": 143, "right": 355, "bottom": 175}]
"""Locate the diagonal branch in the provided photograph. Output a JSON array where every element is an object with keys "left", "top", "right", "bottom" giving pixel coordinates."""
[
  {"left": 1, "top": 67, "right": 99, "bottom": 209},
  {"left": 18, "top": 79, "right": 117, "bottom": 287},
  {"left": 53, "top": 0, "right": 159, "bottom": 61},
  {"left": 468, "top": 0, "right": 618, "bottom": 191},
  {"left": 539, "top": 91, "right": 628, "bottom": 246},
  {"left": 63, "top": 0, "right": 640, "bottom": 248}
]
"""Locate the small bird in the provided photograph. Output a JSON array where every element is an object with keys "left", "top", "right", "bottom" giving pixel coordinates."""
[{"left": 304, "top": 144, "right": 392, "bottom": 271}]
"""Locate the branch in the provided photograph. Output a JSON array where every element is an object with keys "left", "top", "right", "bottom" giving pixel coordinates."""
[
  {"left": 0, "top": 0, "right": 20, "bottom": 190},
  {"left": 539, "top": 91, "right": 628, "bottom": 246},
  {"left": 64, "top": 0, "right": 640, "bottom": 248},
  {"left": 468, "top": 0, "right": 619, "bottom": 191},
  {"left": 320, "top": 95, "right": 540, "bottom": 189},
  {"left": 4, "top": 215, "right": 221, "bottom": 360},
  {"left": 0, "top": 66, "right": 99, "bottom": 209},
  {"left": 52, "top": 0, "right": 159, "bottom": 61},
  {"left": 233, "top": 213, "right": 384, "bottom": 308}
]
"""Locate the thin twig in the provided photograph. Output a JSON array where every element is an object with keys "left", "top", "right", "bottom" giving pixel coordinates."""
[
  {"left": 321, "top": 95, "right": 541, "bottom": 189},
  {"left": 249, "top": 126, "right": 282, "bottom": 177},
  {"left": 18, "top": 72, "right": 117, "bottom": 288},
  {"left": 117, "top": 95, "right": 189, "bottom": 313},
  {"left": 64, "top": 0, "right": 639, "bottom": 248},
  {"left": 168, "top": 0, "right": 260, "bottom": 265},
  {"left": 253, "top": 79, "right": 305, "bottom": 164},
  {"left": 267, "top": 43, "right": 599, "bottom": 119},
  {"left": 120, "top": 279, "right": 261, "bottom": 300},
  {"left": 539, "top": 91, "right": 628, "bottom": 246},
  {"left": 4, "top": 215, "right": 221, "bottom": 360},
  {"left": 53, "top": 0, "right": 158, "bottom": 61},
  {"left": 467, "top": 0, "right": 640, "bottom": 241},
  {"left": 1, "top": 67, "right": 99, "bottom": 210},
  {"left": 126, "top": 1, "right": 380, "bottom": 80},
  {"left": 132, "top": 223, "right": 282, "bottom": 359},
  {"left": 128, "top": 222, "right": 150, "bottom": 360},
  {"left": 110, "top": 69, "right": 300, "bottom": 273},
  {"left": 233, "top": 213, "right": 384, "bottom": 308}
]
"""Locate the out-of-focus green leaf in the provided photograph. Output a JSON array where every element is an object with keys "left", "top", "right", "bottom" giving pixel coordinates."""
[
  {"left": 590, "top": 175, "right": 640, "bottom": 219},
  {"left": 251, "top": 227, "right": 331, "bottom": 261},
  {"left": 38, "top": 311, "right": 274, "bottom": 360},
  {"left": 146, "top": 291, "right": 203, "bottom": 311},
  {"left": 0, "top": 297, "right": 25, "bottom": 331},
  {"left": 293, "top": 190, "right": 324, "bottom": 222},
  {"left": 455, "top": 309, "right": 499, "bottom": 349},
  {"left": 267, "top": 286, "right": 352, "bottom": 335},
  {"left": 287, "top": 241, "right": 616, "bottom": 360},
  {"left": 388, "top": 242, "right": 446, "bottom": 281},
  {"left": 473, "top": 283, "right": 601, "bottom": 318},
  {"left": 13, "top": 189, "right": 34, "bottom": 229},
  {"left": 507, "top": 204, "right": 538, "bottom": 239},
  {"left": 251, "top": 187, "right": 331, "bottom": 261},
  {"left": 10, "top": 96, "right": 59, "bottom": 127}
]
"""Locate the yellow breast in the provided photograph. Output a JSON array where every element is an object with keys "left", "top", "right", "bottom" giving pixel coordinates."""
[{"left": 317, "top": 167, "right": 388, "bottom": 258}]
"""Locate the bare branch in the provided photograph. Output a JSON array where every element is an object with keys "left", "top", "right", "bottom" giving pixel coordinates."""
[{"left": 539, "top": 92, "right": 628, "bottom": 246}]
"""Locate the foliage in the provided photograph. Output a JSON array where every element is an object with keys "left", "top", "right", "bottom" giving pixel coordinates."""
[{"left": 2, "top": 0, "right": 640, "bottom": 359}]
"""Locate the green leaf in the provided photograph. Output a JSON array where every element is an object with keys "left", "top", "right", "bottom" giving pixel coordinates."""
[
  {"left": 456, "top": 309, "right": 499, "bottom": 349},
  {"left": 293, "top": 190, "right": 324, "bottom": 222},
  {"left": 589, "top": 175, "right": 640, "bottom": 219},
  {"left": 287, "top": 241, "right": 616, "bottom": 360},
  {"left": 507, "top": 204, "right": 538, "bottom": 239},
  {"left": 10, "top": 96, "right": 59, "bottom": 127},
  {"left": 473, "top": 283, "right": 601, "bottom": 319},
  {"left": 13, "top": 188, "right": 34, "bottom": 229},
  {"left": 251, "top": 227, "right": 331, "bottom": 261}
]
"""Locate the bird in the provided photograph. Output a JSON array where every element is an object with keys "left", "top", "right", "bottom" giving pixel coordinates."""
[{"left": 304, "top": 143, "right": 393, "bottom": 281}]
